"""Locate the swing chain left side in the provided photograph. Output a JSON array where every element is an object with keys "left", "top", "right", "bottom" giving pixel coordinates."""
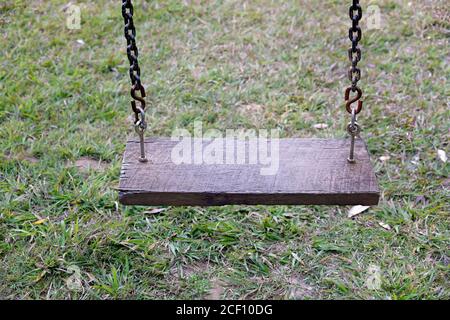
[
  {"left": 345, "top": 0, "right": 364, "bottom": 163},
  {"left": 122, "top": 0, "right": 148, "bottom": 162}
]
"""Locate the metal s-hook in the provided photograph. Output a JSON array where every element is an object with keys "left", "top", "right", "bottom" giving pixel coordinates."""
[
  {"left": 133, "top": 105, "right": 148, "bottom": 163},
  {"left": 345, "top": 86, "right": 363, "bottom": 114},
  {"left": 344, "top": 86, "right": 363, "bottom": 164},
  {"left": 131, "top": 85, "right": 148, "bottom": 163}
]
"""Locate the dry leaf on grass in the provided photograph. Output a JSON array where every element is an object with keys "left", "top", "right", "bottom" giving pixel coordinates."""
[
  {"left": 378, "top": 222, "right": 391, "bottom": 230},
  {"left": 348, "top": 205, "right": 370, "bottom": 218},
  {"left": 313, "top": 123, "right": 328, "bottom": 129},
  {"left": 144, "top": 208, "right": 167, "bottom": 214},
  {"left": 437, "top": 149, "right": 447, "bottom": 163}
]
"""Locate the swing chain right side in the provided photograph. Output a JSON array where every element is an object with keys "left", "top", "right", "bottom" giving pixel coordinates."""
[
  {"left": 345, "top": 0, "right": 364, "bottom": 163},
  {"left": 122, "top": 0, "right": 148, "bottom": 162}
]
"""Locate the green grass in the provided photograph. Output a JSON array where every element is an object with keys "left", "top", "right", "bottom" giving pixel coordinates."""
[{"left": 0, "top": 0, "right": 449, "bottom": 299}]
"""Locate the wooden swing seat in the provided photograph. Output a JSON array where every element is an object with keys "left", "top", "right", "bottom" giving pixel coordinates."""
[{"left": 118, "top": 137, "right": 379, "bottom": 206}]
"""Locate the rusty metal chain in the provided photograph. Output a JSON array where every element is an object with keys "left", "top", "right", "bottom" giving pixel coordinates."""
[
  {"left": 122, "top": 0, "right": 147, "bottom": 162},
  {"left": 345, "top": 0, "right": 363, "bottom": 163},
  {"left": 345, "top": 0, "right": 363, "bottom": 115}
]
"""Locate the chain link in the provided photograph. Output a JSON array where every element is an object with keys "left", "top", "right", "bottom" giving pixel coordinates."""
[
  {"left": 122, "top": 0, "right": 148, "bottom": 162},
  {"left": 345, "top": 1, "right": 364, "bottom": 163},
  {"left": 122, "top": 0, "right": 146, "bottom": 123},
  {"left": 345, "top": 0, "right": 363, "bottom": 115}
]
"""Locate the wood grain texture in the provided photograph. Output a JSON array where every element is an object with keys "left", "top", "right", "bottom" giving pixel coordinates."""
[{"left": 118, "top": 138, "right": 380, "bottom": 206}]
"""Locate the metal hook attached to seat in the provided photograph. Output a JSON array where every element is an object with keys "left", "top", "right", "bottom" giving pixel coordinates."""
[
  {"left": 133, "top": 105, "right": 148, "bottom": 163},
  {"left": 346, "top": 108, "right": 360, "bottom": 164}
]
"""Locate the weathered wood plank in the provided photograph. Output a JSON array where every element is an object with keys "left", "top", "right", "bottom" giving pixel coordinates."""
[{"left": 118, "top": 138, "right": 379, "bottom": 206}]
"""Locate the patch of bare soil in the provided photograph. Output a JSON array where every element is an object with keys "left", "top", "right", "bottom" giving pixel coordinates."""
[
  {"left": 205, "top": 278, "right": 226, "bottom": 300},
  {"left": 74, "top": 157, "right": 107, "bottom": 172}
]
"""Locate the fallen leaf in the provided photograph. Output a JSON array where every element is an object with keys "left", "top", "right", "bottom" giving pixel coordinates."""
[
  {"left": 379, "top": 155, "right": 390, "bottom": 162},
  {"left": 437, "top": 149, "right": 447, "bottom": 163},
  {"left": 144, "top": 208, "right": 167, "bottom": 214},
  {"left": 378, "top": 222, "right": 391, "bottom": 230},
  {"left": 313, "top": 123, "right": 328, "bottom": 129},
  {"left": 33, "top": 218, "right": 48, "bottom": 225},
  {"left": 85, "top": 272, "right": 97, "bottom": 283},
  {"left": 348, "top": 205, "right": 370, "bottom": 218},
  {"left": 248, "top": 211, "right": 263, "bottom": 219}
]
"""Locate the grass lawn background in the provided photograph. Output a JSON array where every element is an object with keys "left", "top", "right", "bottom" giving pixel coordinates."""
[{"left": 0, "top": 0, "right": 448, "bottom": 299}]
